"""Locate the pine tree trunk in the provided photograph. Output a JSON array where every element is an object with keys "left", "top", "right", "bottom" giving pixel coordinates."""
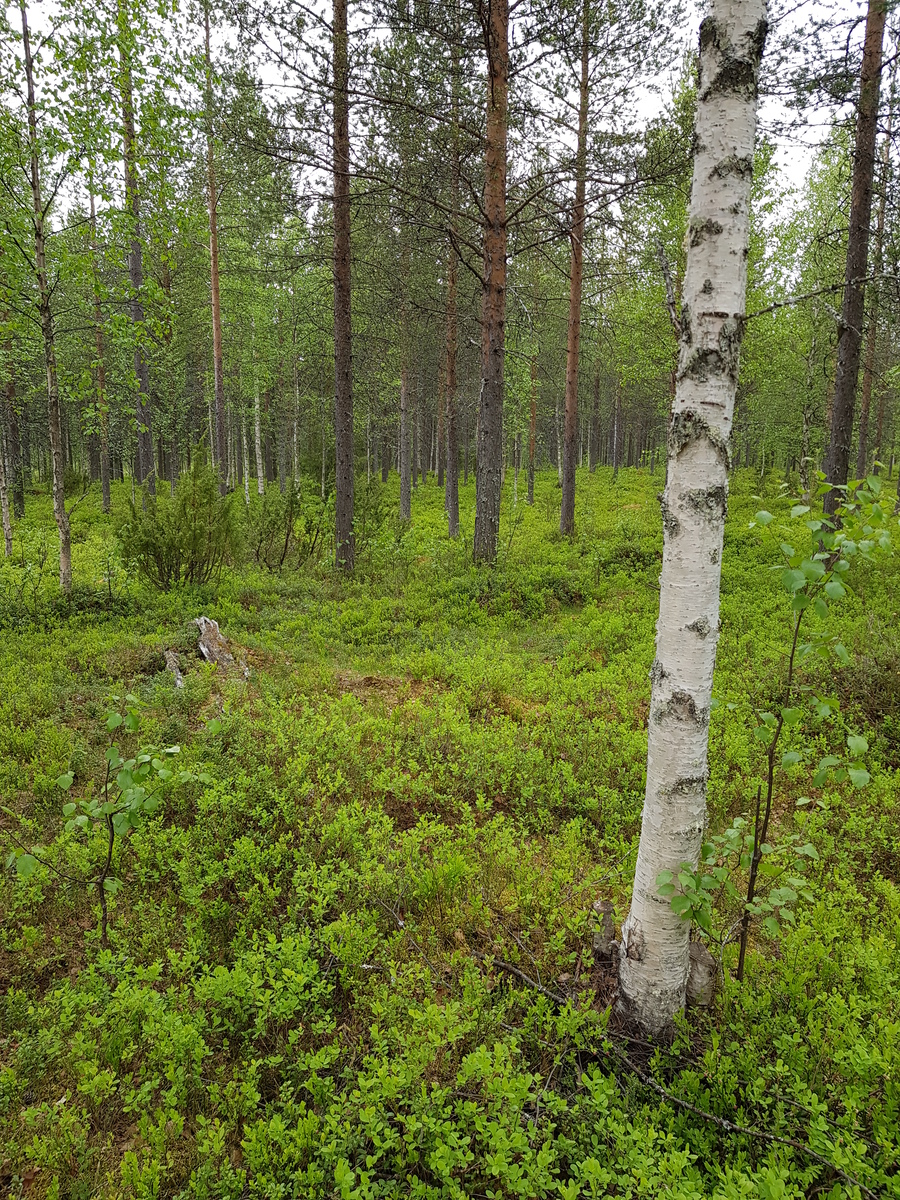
[
  {"left": 865, "top": 79, "right": 893, "bottom": 476},
  {"left": 20, "top": 0, "right": 71, "bottom": 592},
  {"left": 333, "top": 0, "right": 355, "bottom": 569},
  {"left": 473, "top": 0, "right": 508, "bottom": 562},
  {"left": 824, "top": 0, "right": 885, "bottom": 514},
  {"left": 400, "top": 365, "right": 411, "bottom": 520},
  {"left": 527, "top": 353, "right": 537, "bottom": 504},
  {"left": 589, "top": 365, "right": 600, "bottom": 471},
  {"left": 0, "top": 403, "right": 11, "bottom": 553},
  {"left": 117, "top": 0, "right": 154, "bottom": 494},
  {"left": 204, "top": 1, "right": 227, "bottom": 494},
  {"left": 445, "top": 251, "right": 460, "bottom": 536},
  {"left": 253, "top": 328, "right": 264, "bottom": 495},
  {"left": 618, "top": 0, "right": 767, "bottom": 1034},
  {"left": 560, "top": 0, "right": 589, "bottom": 535}
]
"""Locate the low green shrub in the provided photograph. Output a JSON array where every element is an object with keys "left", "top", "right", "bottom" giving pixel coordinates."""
[{"left": 119, "top": 460, "right": 242, "bottom": 589}]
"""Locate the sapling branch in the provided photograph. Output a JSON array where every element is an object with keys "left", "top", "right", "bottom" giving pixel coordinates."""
[{"left": 737, "top": 606, "right": 804, "bottom": 981}]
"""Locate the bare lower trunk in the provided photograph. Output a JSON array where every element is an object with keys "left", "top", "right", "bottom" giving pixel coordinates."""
[
  {"left": 204, "top": 1, "right": 227, "bottom": 494},
  {"left": 618, "top": 0, "right": 767, "bottom": 1034},
  {"left": 0, "top": 414, "right": 11, "bottom": 554},
  {"left": 560, "top": 0, "right": 589, "bottom": 536},
  {"left": 862, "top": 79, "right": 893, "bottom": 476},
  {"left": 527, "top": 354, "right": 537, "bottom": 504},
  {"left": 399, "top": 365, "right": 411, "bottom": 520},
  {"left": 242, "top": 417, "right": 250, "bottom": 506},
  {"left": 333, "top": 0, "right": 354, "bottom": 569},
  {"left": 118, "top": 0, "right": 153, "bottom": 494},
  {"left": 555, "top": 395, "right": 563, "bottom": 483},
  {"left": 473, "top": 0, "right": 508, "bottom": 563},
  {"left": 824, "top": 0, "right": 885, "bottom": 514},
  {"left": 253, "top": 332, "right": 264, "bottom": 495},
  {"left": 445, "top": 253, "right": 459, "bottom": 536},
  {"left": 88, "top": 187, "right": 111, "bottom": 514},
  {"left": 21, "top": 0, "right": 70, "bottom": 591}
]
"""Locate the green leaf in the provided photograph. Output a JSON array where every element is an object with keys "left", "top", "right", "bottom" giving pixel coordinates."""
[
  {"left": 102, "top": 877, "right": 121, "bottom": 894},
  {"left": 106, "top": 713, "right": 124, "bottom": 730},
  {"left": 795, "top": 796, "right": 813, "bottom": 807},
  {"left": 124, "top": 712, "right": 140, "bottom": 732},
  {"left": 800, "top": 558, "right": 825, "bottom": 579},
  {"left": 206, "top": 719, "right": 223, "bottom": 735},
  {"left": 781, "top": 707, "right": 803, "bottom": 727},
  {"left": 62, "top": 802, "right": 76, "bottom": 817},
  {"left": 848, "top": 767, "right": 871, "bottom": 789},
  {"left": 782, "top": 750, "right": 801, "bottom": 767},
  {"left": 796, "top": 843, "right": 819, "bottom": 859},
  {"left": 833, "top": 643, "right": 851, "bottom": 665},
  {"left": 762, "top": 915, "right": 781, "bottom": 938},
  {"left": 755, "top": 510, "right": 774, "bottom": 526},
  {"left": 847, "top": 734, "right": 868, "bottom": 756},
  {"left": 791, "top": 505, "right": 810, "bottom": 519},
  {"left": 824, "top": 579, "right": 845, "bottom": 600},
  {"left": 813, "top": 597, "right": 828, "bottom": 620},
  {"left": 782, "top": 569, "right": 807, "bottom": 593},
  {"left": 656, "top": 870, "right": 674, "bottom": 886},
  {"left": 56, "top": 772, "right": 74, "bottom": 790},
  {"left": 866, "top": 474, "right": 882, "bottom": 495},
  {"left": 779, "top": 543, "right": 796, "bottom": 558},
  {"left": 15, "top": 853, "right": 38, "bottom": 880},
  {"left": 670, "top": 895, "right": 693, "bottom": 918}
]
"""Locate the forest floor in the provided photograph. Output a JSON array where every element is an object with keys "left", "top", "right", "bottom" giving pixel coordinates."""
[{"left": 1, "top": 467, "right": 899, "bottom": 1199}]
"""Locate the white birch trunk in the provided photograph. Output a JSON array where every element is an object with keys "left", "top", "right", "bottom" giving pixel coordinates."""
[
  {"left": 618, "top": 0, "right": 768, "bottom": 1034},
  {"left": 242, "top": 418, "right": 250, "bottom": 507},
  {"left": 254, "top": 373, "right": 264, "bottom": 496}
]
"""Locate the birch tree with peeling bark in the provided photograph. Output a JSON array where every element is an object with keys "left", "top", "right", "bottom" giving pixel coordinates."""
[{"left": 618, "top": 0, "right": 768, "bottom": 1034}]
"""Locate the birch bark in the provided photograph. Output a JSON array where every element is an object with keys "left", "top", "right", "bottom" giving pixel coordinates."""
[{"left": 618, "top": 0, "right": 768, "bottom": 1034}]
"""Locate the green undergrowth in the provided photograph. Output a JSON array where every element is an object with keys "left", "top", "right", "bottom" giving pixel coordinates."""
[{"left": 1, "top": 467, "right": 898, "bottom": 1198}]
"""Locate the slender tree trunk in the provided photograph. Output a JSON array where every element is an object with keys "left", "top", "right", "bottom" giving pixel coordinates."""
[
  {"left": 527, "top": 352, "right": 537, "bottom": 504},
  {"left": 333, "top": 0, "right": 354, "bottom": 569},
  {"left": 252, "top": 326, "right": 264, "bottom": 495},
  {"left": 242, "top": 417, "right": 250, "bottom": 506},
  {"left": 0, "top": 406, "right": 11, "bottom": 553},
  {"left": 868, "top": 75, "right": 894, "bottom": 475},
  {"left": 473, "top": 0, "right": 508, "bottom": 562},
  {"left": 117, "top": 0, "right": 153, "bottom": 494},
  {"left": 416, "top": 380, "right": 425, "bottom": 486},
  {"left": 0, "top": 271, "right": 25, "bottom": 518},
  {"left": 400, "top": 365, "right": 411, "bottom": 520},
  {"left": 824, "top": 0, "right": 886, "bottom": 514},
  {"left": 555, "top": 395, "right": 563, "bottom": 483},
  {"left": 437, "top": 369, "right": 445, "bottom": 489},
  {"left": 589, "top": 365, "right": 600, "bottom": 471},
  {"left": 20, "top": 0, "right": 71, "bottom": 592},
  {"left": 203, "top": 1, "right": 227, "bottom": 494},
  {"left": 446, "top": 250, "right": 460, "bottom": 536},
  {"left": 618, "top": 0, "right": 767, "bottom": 1034},
  {"left": 560, "top": 0, "right": 590, "bottom": 535},
  {"left": 88, "top": 185, "right": 111, "bottom": 514}
]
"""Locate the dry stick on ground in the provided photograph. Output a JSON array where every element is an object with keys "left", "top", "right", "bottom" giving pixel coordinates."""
[
  {"left": 603, "top": 1042, "right": 878, "bottom": 1200},
  {"left": 468, "top": 953, "right": 878, "bottom": 1200}
]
